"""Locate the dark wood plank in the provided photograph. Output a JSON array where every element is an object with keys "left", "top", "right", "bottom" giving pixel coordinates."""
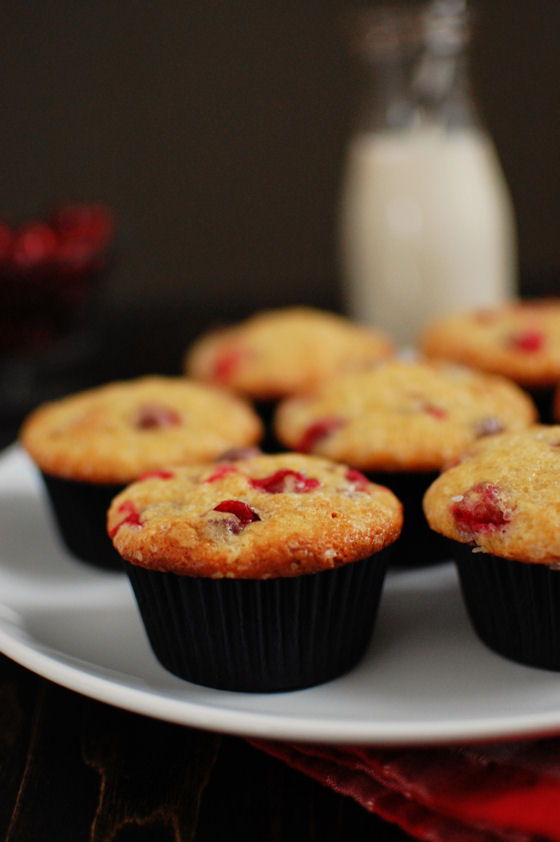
[
  {"left": 196, "top": 736, "right": 412, "bottom": 842},
  {"left": 0, "top": 655, "right": 221, "bottom": 841},
  {"left": 0, "top": 656, "right": 100, "bottom": 841},
  {"left": 81, "top": 700, "right": 220, "bottom": 841},
  {"left": 0, "top": 654, "right": 412, "bottom": 841},
  {"left": 0, "top": 656, "right": 43, "bottom": 837}
]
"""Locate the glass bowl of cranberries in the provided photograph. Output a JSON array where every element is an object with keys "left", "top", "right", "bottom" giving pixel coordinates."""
[{"left": 0, "top": 202, "right": 115, "bottom": 357}]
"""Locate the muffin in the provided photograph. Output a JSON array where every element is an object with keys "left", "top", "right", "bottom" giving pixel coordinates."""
[
  {"left": 20, "top": 375, "right": 263, "bottom": 569},
  {"left": 423, "top": 426, "right": 560, "bottom": 670},
  {"left": 184, "top": 307, "right": 395, "bottom": 399},
  {"left": 420, "top": 299, "right": 560, "bottom": 421},
  {"left": 183, "top": 307, "right": 395, "bottom": 450},
  {"left": 107, "top": 451, "right": 403, "bottom": 691},
  {"left": 274, "top": 359, "right": 537, "bottom": 566}
]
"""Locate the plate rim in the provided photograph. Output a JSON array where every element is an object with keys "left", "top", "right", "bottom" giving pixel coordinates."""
[
  {"left": 3, "top": 618, "right": 560, "bottom": 746},
  {"left": 3, "top": 443, "right": 560, "bottom": 746}
]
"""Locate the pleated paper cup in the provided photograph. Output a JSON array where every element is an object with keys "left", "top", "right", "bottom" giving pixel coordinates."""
[
  {"left": 123, "top": 546, "right": 392, "bottom": 693},
  {"left": 41, "top": 473, "right": 124, "bottom": 570},
  {"left": 453, "top": 541, "right": 560, "bottom": 671}
]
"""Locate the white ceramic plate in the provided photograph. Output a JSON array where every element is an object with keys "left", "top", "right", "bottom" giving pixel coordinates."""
[{"left": 2, "top": 444, "right": 560, "bottom": 746}]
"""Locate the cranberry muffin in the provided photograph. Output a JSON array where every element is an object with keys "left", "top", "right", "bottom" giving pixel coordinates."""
[
  {"left": 20, "top": 376, "right": 263, "bottom": 569},
  {"left": 274, "top": 359, "right": 537, "bottom": 566},
  {"left": 107, "top": 451, "right": 402, "bottom": 691},
  {"left": 184, "top": 307, "right": 395, "bottom": 450},
  {"left": 184, "top": 307, "right": 395, "bottom": 400},
  {"left": 420, "top": 299, "right": 560, "bottom": 420},
  {"left": 423, "top": 426, "right": 560, "bottom": 670}
]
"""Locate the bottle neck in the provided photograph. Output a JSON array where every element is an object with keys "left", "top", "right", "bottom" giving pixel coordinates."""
[
  {"left": 411, "top": 50, "right": 480, "bottom": 129},
  {"left": 356, "top": 52, "right": 415, "bottom": 132},
  {"left": 352, "top": 1, "right": 481, "bottom": 134}
]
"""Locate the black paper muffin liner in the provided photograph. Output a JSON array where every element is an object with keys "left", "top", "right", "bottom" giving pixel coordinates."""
[
  {"left": 41, "top": 473, "right": 124, "bottom": 570},
  {"left": 452, "top": 540, "right": 560, "bottom": 671},
  {"left": 123, "top": 546, "right": 392, "bottom": 692},
  {"left": 368, "top": 471, "right": 448, "bottom": 567},
  {"left": 254, "top": 399, "right": 283, "bottom": 453},
  {"left": 528, "top": 385, "right": 555, "bottom": 424}
]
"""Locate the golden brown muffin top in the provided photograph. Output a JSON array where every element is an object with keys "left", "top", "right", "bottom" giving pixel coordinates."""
[
  {"left": 107, "top": 452, "right": 403, "bottom": 578},
  {"left": 20, "top": 376, "right": 263, "bottom": 484},
  {"left": 420, "top": 299, "right": 560, "bottom": 387},
  {"left": 183, "top": 306, "right": 395, "bottom": 399},
  {"left": 423, "top": 426, "right": 560, "bottom": 564},
  {"left": 274, "top": 359, "right": 537, "bottom": 472}
]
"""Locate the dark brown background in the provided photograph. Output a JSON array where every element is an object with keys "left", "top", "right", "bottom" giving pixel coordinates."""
[{"left": 2, "top": 0, "right": 560, "bottom": 327}]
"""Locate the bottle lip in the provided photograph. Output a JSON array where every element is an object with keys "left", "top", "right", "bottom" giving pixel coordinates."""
[
  {"left": 346, "top": 5, "right": 423, "bottom": 63},
  {"left": 346, "top": 0, "right": 472, "bottom": 63},
  {"left": 422, "top": 0, "right": 470, "bottom": 56}
]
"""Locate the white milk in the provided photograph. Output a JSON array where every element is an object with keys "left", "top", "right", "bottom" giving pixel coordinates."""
[{"left": 338, "top": 126, "right": 517, "bottom": 345}]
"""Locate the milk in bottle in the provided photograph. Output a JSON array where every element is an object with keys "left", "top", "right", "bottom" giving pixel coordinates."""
[{"left": 338, "top": 1, "right": 517, "bottom": 345}]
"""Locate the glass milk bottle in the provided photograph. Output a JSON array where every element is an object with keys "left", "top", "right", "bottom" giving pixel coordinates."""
[{"left": 338, "top": 0, "right": 517, "bottom": 346}]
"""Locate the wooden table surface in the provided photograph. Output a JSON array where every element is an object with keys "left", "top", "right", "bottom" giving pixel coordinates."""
[{"left": 0, "top": 651, "right": 413, "bottom": 841}]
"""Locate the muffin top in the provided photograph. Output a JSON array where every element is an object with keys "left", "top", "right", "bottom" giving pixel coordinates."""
[
  {"left": 420, "top": 299, "right": 560, "bottom": 387},
  {"left": 423, "top": 426, "right": 560, "bottom": 564},
  {"left": 274, "top": 359, "right": 537, "bottom": 472},
  {"left": 20, "top": 376, "right": 263, "bottom": 484},
  {"left": 107, "top": 452, "right": 403, "bottom": 578},
  {"left": 183, "top": 306, "right": 395, "bottom": 399}
]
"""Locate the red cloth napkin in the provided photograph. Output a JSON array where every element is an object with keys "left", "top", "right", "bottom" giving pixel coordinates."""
[{"left": 250, "top": 737, "right": 560, "bottom": 841}]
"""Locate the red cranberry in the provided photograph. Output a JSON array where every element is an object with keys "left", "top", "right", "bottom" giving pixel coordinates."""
[
  {"left": 508, "top": 329, "right": 544, "bottom": 352},
  {"left": 212, "top": 500, "right": 261, "bottom": 533},
  {"left": 205, "top": 465, "right": 239, "bottom": 483},
  {"left": 139, "top": 469, "right": 175, "bottom": 480},
  {"left": 345, "top": 468, "right": 370, "bottom": 492},
  {"left": 451, "top": 482, "right": 511, "bottom": 538},
  {"left": 249, "top": 469, "right": 320, "bottom": 493},
  {"left": 135, "top": 403, "right": 181, "bottom": 429},
  {"left": 212, "top": 347, "right": 246, "bottom": 382},
  {"left": 11, "top": 223, "right": 58, "bottom": 269},
  {"left": 297, "top": 417, "right": 345, "bottom": 453},
  {"left": 0, "top": 223, "right": 13, "bottom": 261},
  {"left": 49, "top": 202, "right": 114, "bottom": 249},
  {"left": 422, "top": 402, "right": 448, "bottom": 420},
  {"left": 406, "top": 392, "right": 447, "bottom": 419},
  {"left": 216, "top": 446, "right": 261, "bottom": 462},
  {"left": 109, "top": 500, "right": 142, "bottom": 538},
  {"left": 56, "top": 236, "right": 99, "bottom": 271}
]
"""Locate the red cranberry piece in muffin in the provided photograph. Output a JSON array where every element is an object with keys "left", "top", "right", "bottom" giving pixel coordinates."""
[
  {"left": 135, "top": 403, "right": 181, "bottom": 429},
  {"left": 109, "top": 500, "right": 143, "bottom": 538},
  {"left": 249, "top": 469, "right": 320, "bottom": 493},
  {"left": 297, "top": 417, "right": 345, "bottom": 453},
  {"left": 212, "top": 500, "right": 261, "bottom": 533},
  {"left": 451, "top": 482, "right": 511, "bottom": 540},
  {"left": 508, "top": 329, "right": 544, "bottom": 353}
]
